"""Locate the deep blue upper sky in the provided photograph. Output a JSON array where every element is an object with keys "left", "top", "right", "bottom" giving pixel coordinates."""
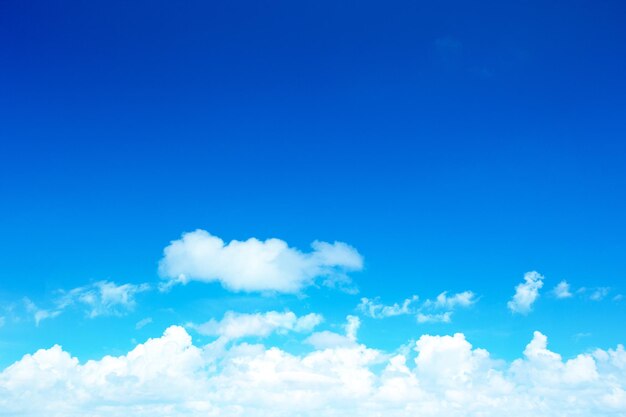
[{"left": 1, "top": 0, "right": 625, "bottom": 364}]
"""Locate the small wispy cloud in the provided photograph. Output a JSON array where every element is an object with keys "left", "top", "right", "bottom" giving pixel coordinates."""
[
  {"left": 573, "top": 286, "right": 612, "bottom": 301},
  {"left": 21, "top": 280, "right": 150, "bottom": 325},
  {"left": 23, "top": 298, "right": 62, "bottom": 326},
  {"left": 58, "top": 281, "right": 150, "bottom": 318},
  {"left": 135, "top": 317, "right": 153, "bottom": 330},
  {"left": 305, "top": 315, "right": 361, "bottom": 349},
  {"left": 357, "top": 295, "right": 419, "bottom": 318},
  {"left": 423, "top": 291, "right": 477, "bottom": 310},
  {"left": 508, "top": 271, "right": 544, "bottom": 314},
  {"left": 553, "top": 280, "right": 573, "bottom": 299},
  {"left": 187, "top": 310, "right": 323, "bottom": 342},
  {"left": 357, "top": 290, "right": 476, "bottom": 324},
  {"left": 417, "top": 312, "right": 452, "bottom": 323},
  {"left": 589, "top": 287, "right": 610, "bottom": 301}
]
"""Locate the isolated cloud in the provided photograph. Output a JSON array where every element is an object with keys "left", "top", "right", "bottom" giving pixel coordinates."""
[
  {"left": 358, "top": 291, "right": 476, "bottom": 323},
  {"left": 23, "top": 298, "right": 62, "bottom": 326},
  {"left": 416, "top": 312, "right": 452, "bottom": 323},
  {"left": 423, "top": 291, "right": 477, "bottom": 310},
  {"left": 22, "top": 281, "right": 149, "bottom": 325},
  {"left": 58, "top": 281, "right": 150, "bottom": 318},
  {"left": 1, "top": 326, "right": 625, "bottom": 417},
  {"left": 158, "top": 230, "right": 363, "bottom": 293},
  {"left": 576, "top": 286, "right": 612, "bottom": 301},
  {"left": 188, "top": 311, "right": 323, "bottom": 341},
  {"left": 507, "top": 271, "right": 544, "bottom": 314},
  {"left": 590, "top": 287, "right": 611, "bottom": 301},
  {"left": 553, "top": 280, "right": 573, "bottom": 299},
  {"left": 135, "top": 317, "right": 153, "bottom": 330},
  {"left": 357, "top": 296, "right": 419, "bottom": 318}
]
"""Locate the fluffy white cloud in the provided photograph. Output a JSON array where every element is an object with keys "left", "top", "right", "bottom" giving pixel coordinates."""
[
  {"left": 357, "top": 296, "right": 419, "bottom": 318},
  {"left": 58, "top": 281, "right": 150, "bottom": 318},
  {"left": 188, "top": 311, "right": 323, "bottom": 341},
  {"left": 1, "top": 325, "right": 625, "bottom": 416},
  {"left": 553, "top": 280, "right": 573, "bottom": 299},
  {"left": 158, "top": 230, "right": 363, "bottom": 293},
  {"left": 507, "top": 271, "right": 544, "bottom": 314}
]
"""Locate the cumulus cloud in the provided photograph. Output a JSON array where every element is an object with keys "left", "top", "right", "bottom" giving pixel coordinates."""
[
  {"left": 188, "top": 311, "right": 323, "bottom": 341},
  {"left": 553, "top": 280, "right": 573, "bottom": 299},
  {"left": 357, "top": 296, "right": 419, "bottom": 318},
  {"left": 1, "top": 326, "right": 626, "bottom": 417},
  {"left": 158, "top": 230, "right": 364, "bottom": 293},
  {"left": 507, "top": 271, "right": 544, "bottom": 314}
]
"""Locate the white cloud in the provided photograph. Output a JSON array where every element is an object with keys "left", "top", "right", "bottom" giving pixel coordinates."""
[
  {"left": 305, "top": 315, "right": 360, "bottom": 349},
  {"left": 358, "top": 291, "right": 475, "bottom": 323},
  {"left": 423, "top": 291, "right": 477, "bottom": 310},
  {"left": 135, "top": 317, "right": 153, "bottom": 330},
  {"left": 22, "top": 281, "right": 149, "bottom": 325},
  {"left": 58, "top": 281, "right": 150, "bottom": 318},
  {"left": 416, "top": 312, "right": 452, "bottom": 323},
  {"left": 553, "top": 280, "right": 573, "bottom": 299},
  {"left": 188, "top": 311, "right": 323, "bottom": 341},
  {"left": 507, "top": 271, "right": 544, "bottom": 314},
  {"left": 590, "top": 287, "right": 610, "bottom": 301},
  {"left": 23, "top": 298, "right": 62, "bottom": 326},
  {"left": 158, "top": 230, "right": 364, "bottom": 293},
  {"left": 576, "top": 286, "right": 612, "bottom": 301},
  {"left": 357, "top": 296, "right": 418, "bottom": 318},
  {"left": 2, "top": 325, "right": 626, "bottom": 416},
  {"left": 345, "top": 315, "right": 360, "bottom": 341}
]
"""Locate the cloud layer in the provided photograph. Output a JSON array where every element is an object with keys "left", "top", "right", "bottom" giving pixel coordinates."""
[
  {"left": 1, "top": 325, "right": 625, "bottom": 417},
  {"left": 158, "top": 230, "right": 364, "bottom": 293}
]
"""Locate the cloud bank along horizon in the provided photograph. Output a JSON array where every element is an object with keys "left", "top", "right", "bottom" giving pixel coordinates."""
[{"left": 1, "top": 229, "right": 625, "bottom": 417}]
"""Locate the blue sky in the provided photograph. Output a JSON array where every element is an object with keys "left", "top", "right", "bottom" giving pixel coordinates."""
[{"left": 1, "top": 1, "right": 626, "bottom": 415}]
